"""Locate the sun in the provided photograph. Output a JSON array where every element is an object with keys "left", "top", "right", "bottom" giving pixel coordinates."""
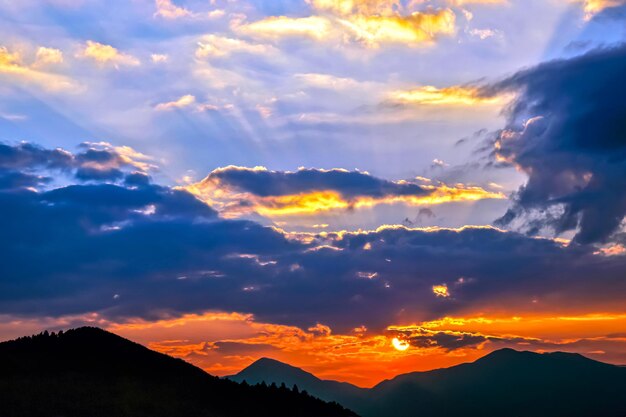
[{"left": 391, "top": 337, "right": 410, "bottom": 351}]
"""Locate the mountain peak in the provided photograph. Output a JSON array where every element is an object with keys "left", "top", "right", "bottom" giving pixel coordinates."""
[
  {"left": 232, "top": 356, "right": 320, "bottom": 386},
  {"left": 478, "top": 348, "right": 593, "bottom": 365},
  {"left": 246, "top": 357, "right": 311, "bottom": 374},
  {"left": 251, "top": 357, "right": 294, "bottom": 368}
]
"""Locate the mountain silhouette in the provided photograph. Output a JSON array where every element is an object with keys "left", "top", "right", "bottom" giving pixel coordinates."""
[
  {"left": 229, "top": 357, "right": 367, "bottom": 404},
  {"left": 232, "top": 348, "right": 626, "bottom": 417},
  {"left": 0, "top": 327, "right": 357, "bottom": 417}
]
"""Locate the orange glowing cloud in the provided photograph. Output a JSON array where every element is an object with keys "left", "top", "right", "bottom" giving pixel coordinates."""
[
  {"left": 432, "top": 284, "right": 450, "bottom": 298},
  {"left": 109, "top": 311, "right": 419, "bottom": 386},
  {"left": 594, "top": 244, "right": 626, "bottom": 256},
  {"left": 235, "top": 0, "right": 456, "bottom": 48},
  {"left": 389, "top": 85, "right": 507, "bottom": 106},
  {"left": 335, "top": 10, "right": 456, "bottom": 47},
  {"left": 105, "top": 310, "right": 626, "bottom": 387},
  {"left": 308, "top": 0, "right": 402, "bottom": 15},
  {"left": 183, "top": 166, "right": 505, "bottom": 219},
  {"left": 575, "top": 0, "right": 626, "bottom": 16},
  {"left": 8, "top": 309, "right": 623, "bottom": 387}
]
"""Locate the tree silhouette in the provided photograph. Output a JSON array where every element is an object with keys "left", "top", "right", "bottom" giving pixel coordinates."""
[{"left": 0, "top": 327, "right": 358, "bottom": 417}]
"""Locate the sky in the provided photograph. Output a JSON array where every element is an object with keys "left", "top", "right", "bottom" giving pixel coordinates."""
[{"left": 1, "top": 0, "right": 626, "bottom": 387}]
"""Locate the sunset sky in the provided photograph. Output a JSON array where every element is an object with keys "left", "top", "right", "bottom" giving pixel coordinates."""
[{"left": 2, "top": 0, "right": 626, "bottom": 387}]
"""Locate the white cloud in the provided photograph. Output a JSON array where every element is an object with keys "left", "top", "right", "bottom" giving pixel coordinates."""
[
  {"left": 34, "top": 47, "right": 64, "bottom": 67},
  {"left": 0, "top": 45, "right": 79, "bottom": 92},
  {"left": 154, "top": 94, "right": 196, "bottom": 111},
  {"left": 154, "top": 0, "right": 225, "bottom": 20},
  {"left": 154, "top": 0, "right": 191, "bottom": 19},
  {"left": 151, "top": 53, "right": 169, "bottom": 63},
  {"left": 78, "top": 41, "right": 140, "bottom": 68},
  {"left": 195, "top": 35, "right": 276, "bottom": 58}
]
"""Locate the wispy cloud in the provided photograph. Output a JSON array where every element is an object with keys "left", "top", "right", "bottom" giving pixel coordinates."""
[
  {"left": 154, "top": 0, "right": 224, "bottom": 20},
  {"left": 0, "top": 45, "right": 78, "bottom": 92},
  {"left": 388, "top": 85, "right": 506, "bottom": 106},
  {"left": 154, "top": 94, "right": 197, "bottom": 111},
  {"left": 78, "top": 41, "right": 140, "bottom": 68},
  {"left": 195, "top": 35, "right": 277, "bottom": 58},
  {"left": 235, "top": 1, "right": 456, "bottom": 48}
]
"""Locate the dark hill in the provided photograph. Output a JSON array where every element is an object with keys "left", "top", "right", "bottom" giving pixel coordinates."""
[
  {"left": 0, "top": 327, "right": 357, "bottom": 417},
  {"left": 229, "top": 357, "right": 366, "bottom": 404},
  {"left": 368, "top": 348, "right": 626, "bottom": 417},
  {"left": 232, "top": 348, "right": 626, "bottom": 417}
]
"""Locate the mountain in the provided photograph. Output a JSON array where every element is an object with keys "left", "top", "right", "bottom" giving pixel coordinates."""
[
  {"left": 229, "top": 357, "right": 367, "bottom": 405},
  {"left": 0, "top": 327, "right": 357, "bottom": 417},
  {"left": 231, "top": 348, "right": 626, "bottom": 417}
]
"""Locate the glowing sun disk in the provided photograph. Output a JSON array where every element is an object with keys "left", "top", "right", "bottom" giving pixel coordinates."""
[{"left": 392, "top": 337, "right": 410, "bottom": 351}]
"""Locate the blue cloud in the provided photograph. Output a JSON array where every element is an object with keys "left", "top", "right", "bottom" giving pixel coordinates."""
[
  {"left": 204, "top": 166, "right": 429, "bottom": 199},
  {"left": 1, "top": 143, "right": 625, "bottom": 332}
]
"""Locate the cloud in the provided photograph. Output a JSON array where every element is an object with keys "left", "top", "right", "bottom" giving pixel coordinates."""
[
  {"left": 468, "top": 28, "right": 499, "bottom": 40},
  {"left": 33, "top": 47, "right": 64, "bottom": 67},
  {"left": 295, "top": 73, "right": 375, "bottom": 90},
  {"left": 154, "top": 0, "right": 191, "bottom": 19},
  {"left": 2, "top": 142, "right": 626, "bottom": 336},
  {"left": 155, "top": 94, "right": 197, "bottom": 111},
  {"left": 153, "top": 95, "right": 225, "bottom": 113},
  {"left": 235, "top": 16, "right": 333, "bottom": 40},
  {"left": 0, "top": 141, "right": 155, "bottom": 189},
  {"left": 388, "top": 314, "right": 626, "bottom": 360},
  {"left": 432, "top": 284, "right": 450, "bottom": 298},
  {"left": 307, "top": 0, "right": 401, "bottom": 15},
  {"left": 235, "top": 2, "right": 456, "bottom": 48},
  {"left": 78, "top": 41, "right": 140, "bottom": 68},
  {"left": 195, "top": 35, "right": 276, "bottom": 58},
  {"left": 0, "top": 45, "right": 78, "bottom": 92},
  {"left": 448, "top": 0, "right": 506, "bottom": 5},
  {"left": 335, "top": 9, "right": 456, "bottom": 47},
  {"left": 388, "top": 85, "right": 506, "bottom": 106},
  {"left": 184, "top": 166, "right": 504, "bottom": 218},
  {"left": 103, "top": 310, "right": 626, "bottom": 386},
  {"left": 393, "top": 327, "right": 492, "bottom": 351},
  {"left": 575, "top": 0, "right": 626, "bottom": 17},
  {"left": 483, "top": 44, "right": 626, "bottom": 244},
  {"left": 150, "top": 53, "right": 168, "bottom": 63},
  {"left": 154, "top": 0, "right": 224, "bottom": 20}
]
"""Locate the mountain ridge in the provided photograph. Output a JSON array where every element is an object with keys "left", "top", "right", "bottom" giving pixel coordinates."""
[{"left": 232, "top": 347, "right": 626, "bottom": 417}]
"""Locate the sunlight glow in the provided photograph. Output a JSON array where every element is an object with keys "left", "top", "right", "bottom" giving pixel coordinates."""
[{"left": 391, "top": 337, "right": 410, "bottom": 351}]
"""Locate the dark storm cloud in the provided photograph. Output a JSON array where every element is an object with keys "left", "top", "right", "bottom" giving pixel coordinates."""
[
  {"left": 1, "top": 143, "right": 626, "bottom": 331},
  {"left": 404, "top": 329, "right": 489, "bottom": 351},
  {"left": 202, "top": 166, "right": 429, "bottom": 199},
  {"left": 481, "top": 44, "right": 626, "bottom": 244}
]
